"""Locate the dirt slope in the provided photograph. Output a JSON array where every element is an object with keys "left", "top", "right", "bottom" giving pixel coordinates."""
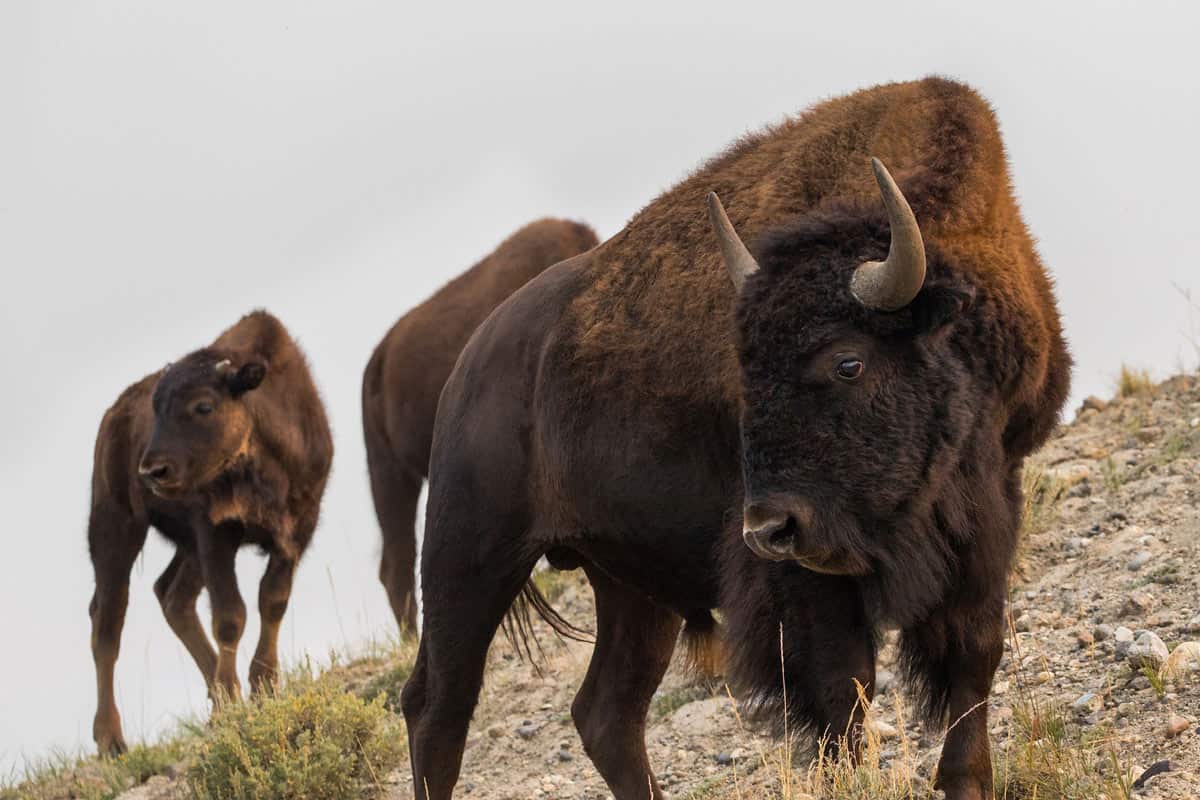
[{"left": 374, "top": 375, "right": 1200, "bottom": 799}]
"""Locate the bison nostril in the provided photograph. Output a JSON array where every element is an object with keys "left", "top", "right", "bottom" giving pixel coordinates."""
[
  {"left": 766, "top": 518, "right": 797, "bottom": 548},
  {"left": 139, "top": 462, "right": 173, "bottom": 485},
  {"left": 742, "top": 506, "right": 798, "bottom": 561}
]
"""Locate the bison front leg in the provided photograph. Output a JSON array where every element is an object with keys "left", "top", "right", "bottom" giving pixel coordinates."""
[
  {"left": 87, "top": 505, "right": 148, "bottom": 756},
  {"left": 249, "top": 552, "right": 296, "bottom": 694},
  {"left": 197, "top": 523, "right": 246, "bottom": 702},
  {"left": 905, "top": 598, "right": 1005, "bottom": 800}
]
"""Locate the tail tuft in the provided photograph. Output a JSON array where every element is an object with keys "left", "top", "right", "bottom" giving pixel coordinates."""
[{"left": 500, "top": 580, "right": 594, "bottom": 675}]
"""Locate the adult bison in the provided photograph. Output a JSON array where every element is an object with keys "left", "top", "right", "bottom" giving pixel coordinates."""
[
  {"left": 87, "top": 310, "right": 332, "bottom": 755},
  {"left": 362, "top": 218, "right": 598, "bottom": 632},
  {"left": 403, "top": 77, "right": 1070, "bottom": 800}
]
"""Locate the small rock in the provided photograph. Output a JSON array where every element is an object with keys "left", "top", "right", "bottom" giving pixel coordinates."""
[
  {"left": 874, "top": 669, "right": 895, "bottom": 695},
  {"left": 487, "top": 724, "right": 504, "bottom": 740},
  {"left": 1014, "top": 614, "right": 1032, "bottom": 633},
  {"left": 556, "top": 749, "right": 573, "bottom": 763},
  {"left": 1094, "top": 623, "right": 1114, "bottom": 642},
  {"left": 1166, "top": 716, "right": 1190, "bottom": 738},
  {"left": 1135, "top": 426, "right": 1163, "bottom": 443},
  {"left": 1121, "top": 592, "right": 1155, "bottom": 617},
  {"left": 868, "top": 719, "right": 899, "bottom": 740},
  {"left": 1071, "top": 691, "right": 1103, "bottom": 716},
  {"left": 1076, "top": 628, "right": 1095, "bottom": 648},
  {"left": 1164, "top": 641, "right": 1200, "bottom": 680},
  {"left": 1081, "top": 395, "right": 1109, "bottom": 413},
  {"left": 1127, "top": 631, "right": 1170, "bottom": 671},
  {"left": 516, "top": 723, "right": 540, "bottom": 740},
  {"left": 1035, "top": 670, "right": 1053, "bottom": 685},
  {"left": 1126, "top": 551, "right": 1153, "bottom": 571},
  {"left": 714, "top": 752, "right": 733, "bottom": 766},
  {"left": 1190, "top": 417, "right": 1199, "bottom": 428}
]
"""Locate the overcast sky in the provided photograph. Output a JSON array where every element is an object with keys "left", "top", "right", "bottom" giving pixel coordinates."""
[{"left": 2, "top": 0, "right": 1198, "bottom": 772}]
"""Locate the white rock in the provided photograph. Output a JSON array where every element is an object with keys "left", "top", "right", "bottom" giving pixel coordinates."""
[
  {"left": 867, "top": 719, "right": 899, "bottom": 740},
  {"left": 1126, "top": 631, "right": 1170, "bottom": 671}
]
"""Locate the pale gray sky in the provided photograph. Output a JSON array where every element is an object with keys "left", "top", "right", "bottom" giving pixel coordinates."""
[{"left": 2, "top": 0, "right": 1197, "bottom": 772}]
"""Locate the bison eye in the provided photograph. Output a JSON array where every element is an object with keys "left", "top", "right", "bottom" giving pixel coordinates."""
[
  {"left": 193, "top": 401, "right": 214, "bottom": 416},
  {"left": 835, "top": 358, "right": 865, "bottom": 381}
]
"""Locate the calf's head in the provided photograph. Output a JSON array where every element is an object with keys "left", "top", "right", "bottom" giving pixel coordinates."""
[
  {"left": 139, "top": 352, "right": 266, "bottom": 498},
  {"left": 710, "top": 159, "right": 979, "bottom": 576}
]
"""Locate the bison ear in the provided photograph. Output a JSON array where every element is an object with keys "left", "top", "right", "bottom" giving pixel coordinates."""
[
  {"left": 227, "top": 361, "right": 267, "bottom": 396},
  {"left": 909, "top": 283, "right": 975, "bottom": 335}
]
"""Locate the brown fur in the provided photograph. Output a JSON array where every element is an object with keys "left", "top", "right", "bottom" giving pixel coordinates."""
[
  {"left": 362, "top": 218, "right": 598, "bottom": 631},
  {"left": 86, "top": 310, "right": 332, "bottom": 756},
  {"left": 403, "top": 78, "right": 1069, "bottom": 800}
]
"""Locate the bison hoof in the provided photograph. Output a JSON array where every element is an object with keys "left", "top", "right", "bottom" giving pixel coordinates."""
[{"left": 93, "top": 718, "right": 128, "bottom": 758}]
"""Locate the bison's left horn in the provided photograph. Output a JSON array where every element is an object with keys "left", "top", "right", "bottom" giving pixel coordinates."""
[
  {"left": 707, "top": 192, "right": 760, "bottom": 292},
  {"left": 850, "top": 158, "right": 926, "bottom": 311}
]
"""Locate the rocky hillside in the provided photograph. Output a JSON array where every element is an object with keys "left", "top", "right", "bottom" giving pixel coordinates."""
[{"left": 10, "top": 372, "right": 1200, "bottom": 800}]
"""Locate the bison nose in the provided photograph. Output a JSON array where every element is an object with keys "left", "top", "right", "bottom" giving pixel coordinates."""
[
  {"left": 138, "top": 459, "right": 175, "bottom": 487},
  {"left": 742, "top": 503, "right": 798, "bottom": 561}
]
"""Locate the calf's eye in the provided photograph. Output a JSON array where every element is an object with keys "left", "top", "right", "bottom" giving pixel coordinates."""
[
  {"left": 194, "top": 401, "right": 214, "bottom": 416},
  {"left": 836, "top": 359, "right": 865, "bottom": 381}
]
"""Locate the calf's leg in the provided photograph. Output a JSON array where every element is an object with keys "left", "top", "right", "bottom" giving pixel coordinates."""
[
  {"left": 87, "top": 506, "right": 147, "bottom": 756},
  {"left": 154, "top": 550, "right": 217, "bottom": 689},
  {"left": 249, "top": 552, "right": 296, "bottom": 693},
  {"left": 197, "top": 523, "right": 246, "bottom": 701},
  {"left": 572, "top": 565, "right": 682, "bottom": 800}
]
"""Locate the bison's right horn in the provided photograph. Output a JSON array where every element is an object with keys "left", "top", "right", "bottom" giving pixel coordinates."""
[
  {"left": 850, "top": 158, "right": 926, "bottom": 311},
  {"left": 707, "top": 192, "right": 760, "bottom": 292}
]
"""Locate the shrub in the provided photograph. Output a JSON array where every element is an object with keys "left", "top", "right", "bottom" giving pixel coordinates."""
[{"left": 187, "top": 666, "right": 405, "bottom": 800}]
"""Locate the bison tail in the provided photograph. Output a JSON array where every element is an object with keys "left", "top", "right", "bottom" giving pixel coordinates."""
[
  {"left": 499, "top": 580, "right": 594, "bottom": 674},
  {"left": 681, "top": 610, "right": 725, "bottom": 679}
]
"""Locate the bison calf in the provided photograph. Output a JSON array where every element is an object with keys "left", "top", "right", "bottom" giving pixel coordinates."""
[
  {"left": 87, "top": 310, "right": 332, "bottom": 756},
  {"left": 362, "top": 218, "right": 597, "bottom": 632}
]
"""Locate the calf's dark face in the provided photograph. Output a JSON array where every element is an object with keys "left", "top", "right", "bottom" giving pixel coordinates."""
[
  {"left": 735, "top": 220, "right": 976, "bottom": 575},
  {"left": 139, "top": 356, "right": 266, "bottom": 498}
]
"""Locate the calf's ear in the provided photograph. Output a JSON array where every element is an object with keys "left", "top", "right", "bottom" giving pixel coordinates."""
[
  {"left": 909, "top": 282, "right": 975, "bottom": 336},
  {"left": 227, "top": 361, "right": 267, "bottom": 396}
]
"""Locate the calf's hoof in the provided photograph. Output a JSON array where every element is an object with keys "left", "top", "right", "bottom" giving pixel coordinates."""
[
  {"left": 93, "top": 714, "right": 128, "bottom": 757},
  {"left": 249, "top": 663, "right": 278, "bottom": 695}
]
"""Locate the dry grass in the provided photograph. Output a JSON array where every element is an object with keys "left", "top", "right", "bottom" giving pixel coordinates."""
[
  {"left": 1116, "top": 366, "right": 1154, "bottom": 399},
  {"left": 0, "top": 733, "right": 195, "bottom": 800},
  {"left": 1021, "top": 463, "right": 1068, "bottom": 537},
  {"left": 684, "top": 618, "right": 1138, "bottom": 800}
]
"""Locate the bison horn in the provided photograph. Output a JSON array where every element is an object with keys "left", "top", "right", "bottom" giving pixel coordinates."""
[
  {"left": 707, "top": 192, "right": 760, "bottom": 292},
  {"left": 850, "top": 158, "right": 926, "bottom": 311},
  {"left": 213, "top": 359, "right": 233, "bottom": 375}
]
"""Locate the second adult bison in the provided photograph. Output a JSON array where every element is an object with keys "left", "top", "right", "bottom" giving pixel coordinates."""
[
  {"left": 362, "top": 218, "right": 598, "bottom": 632},
  {"left": 403, "top": 78, "right": 1070, "bottom": 800}
]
